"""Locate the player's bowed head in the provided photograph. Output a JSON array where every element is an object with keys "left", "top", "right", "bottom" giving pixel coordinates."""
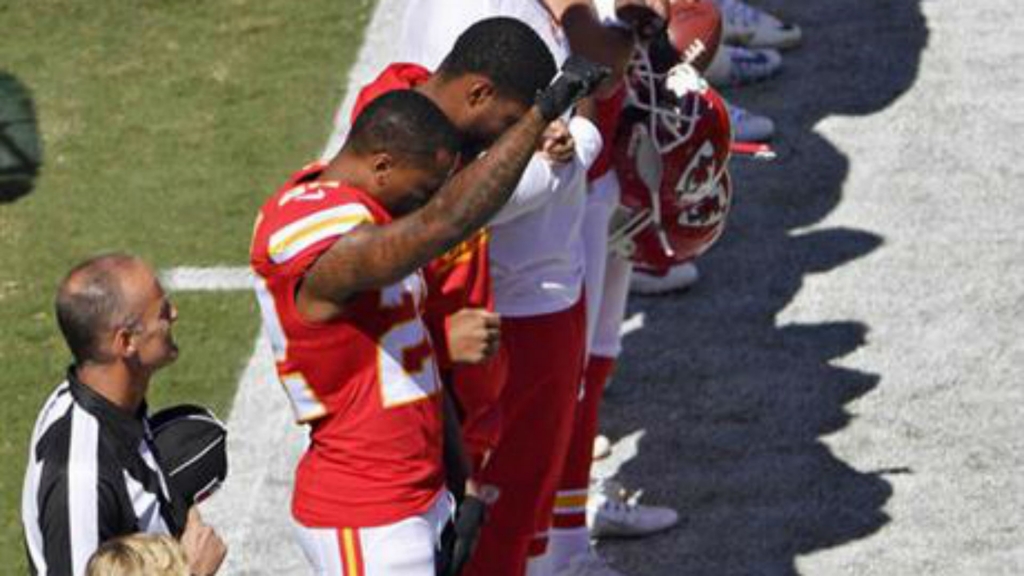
[
  {"left": 422, "top": 16, "right": 559, "bottom": 157},
  {"left": 331, "top": 90, "right": 463, "bottom": 218},
  {"left": 299, "top": 59, "right": 609, "bottom": 322}
]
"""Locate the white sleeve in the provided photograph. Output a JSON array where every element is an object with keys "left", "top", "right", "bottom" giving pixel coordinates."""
[
  {"left": 569, "top": 116, "right": 604, "bottom": 171},
  {"left": 490, "top": 117, "right": 604, "bottom": 226},
  {"left": 399, "top": 0, "right": 493, "bottom": 69}
]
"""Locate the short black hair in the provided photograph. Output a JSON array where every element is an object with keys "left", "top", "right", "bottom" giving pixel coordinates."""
[
  {"left": 347, "top": 90, "right": 460, "bottom": 165},
  {"left": 55, "top": 253, "right": 142, "bottom": 364},
  {"left": 436, "top": 17, "right": 558, "bottom": 106}
]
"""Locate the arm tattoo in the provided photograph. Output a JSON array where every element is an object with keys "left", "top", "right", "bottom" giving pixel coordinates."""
[{"left": 304, "top": 108, "right": 549, "bottom": 309}]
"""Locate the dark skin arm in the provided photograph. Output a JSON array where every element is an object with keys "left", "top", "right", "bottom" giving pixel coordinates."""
[
  {"left": 300, "top": 108, "right": 550, "bottom": 319},
  {"left": 560, "top": 8, "right": 637, "bottom": 96}
]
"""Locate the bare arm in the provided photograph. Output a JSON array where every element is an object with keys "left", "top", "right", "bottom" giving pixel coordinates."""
[
  {"left": 300, "top": 58, "right": 609, "bottom": 318},
  {"left": 561, "top": 9, "right": 637, "bottom": 95},
  {"left": 301, "top": 108, "right": 550, "bottom": 315},
  {"left": 547, "top": 0, "right": 665, "bottom": 96}
]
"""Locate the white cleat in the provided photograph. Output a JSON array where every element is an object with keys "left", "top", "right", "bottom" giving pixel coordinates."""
[
  {"left": 714, "top": 0, "right": 803, "bottom": 50},
  {"left": 705, "top": 44, "right": 782, "bottom": 88},
  {"left": 630, "top": 262, "right": 700, "bottom": 295},
  {"left": 589, "top": 480, "right": 680, "bottom": 539},
  {"left": 554, "top": 551, "right": 627, "bottom": 576},
  {"left": 727, "top": 100, "right": 776, "bottom": 143}
]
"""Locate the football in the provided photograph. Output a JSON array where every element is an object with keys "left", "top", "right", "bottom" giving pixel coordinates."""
[{"left": 666, "top": 0, "right": 723, "bottom": 72}]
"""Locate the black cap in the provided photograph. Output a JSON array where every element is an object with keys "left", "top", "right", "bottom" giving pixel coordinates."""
[{"left": 150, "top": 404, "right": 228, "bottom": 505}]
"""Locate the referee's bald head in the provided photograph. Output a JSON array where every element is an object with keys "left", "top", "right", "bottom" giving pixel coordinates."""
[{"left": 55, "top": 254, "right": 174, "bottom": 366}]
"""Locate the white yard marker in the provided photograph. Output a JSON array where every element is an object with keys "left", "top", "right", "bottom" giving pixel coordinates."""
[{"left": 161, "top": 266, "right": 253, "bottom": 292}]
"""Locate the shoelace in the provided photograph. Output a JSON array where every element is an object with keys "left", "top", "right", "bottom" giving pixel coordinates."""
[{"left": 601, "top": 480, "right": 645, "bottom": 512}]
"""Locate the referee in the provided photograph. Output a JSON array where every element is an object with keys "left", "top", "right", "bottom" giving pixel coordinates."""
[{"left": 21, "top": 254, "right": 226, "bottom": 576}]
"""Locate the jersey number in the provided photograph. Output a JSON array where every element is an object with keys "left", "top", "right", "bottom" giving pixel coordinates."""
[{"left": 377, "top": 274, "right": 440, "bottom": 408}]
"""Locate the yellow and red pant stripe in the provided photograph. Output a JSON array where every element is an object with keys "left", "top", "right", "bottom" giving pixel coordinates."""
[
  {"left": 337, "top": 527, "right": 365, "bottom": 576},
  {"left": 552, "top": 488, "right": 588, "bottom": 529}
]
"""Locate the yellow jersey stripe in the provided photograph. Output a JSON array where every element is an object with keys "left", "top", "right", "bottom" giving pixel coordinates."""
[{"left": 269, "top": 214, "right": 367, "bottom": 258}]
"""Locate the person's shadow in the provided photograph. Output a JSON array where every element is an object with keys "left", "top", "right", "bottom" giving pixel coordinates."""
[
  {"left": 0, "top": 71, "right": 42, "bottom": 203},
  {"left": 599, "top": 1, "right": 927, "bottom": 574}
]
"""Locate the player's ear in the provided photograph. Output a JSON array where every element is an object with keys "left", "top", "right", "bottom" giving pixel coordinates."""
[
  {"left": 371, "top": 152, "right": 394, "bottom": 187},
  {"left": 467, "top": 79, "right": 496, "bottom": 108}
]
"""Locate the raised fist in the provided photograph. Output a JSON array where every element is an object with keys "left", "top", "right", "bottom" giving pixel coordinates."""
[{"left": 536, "top": 54, "right": 611, "bottom": 121}]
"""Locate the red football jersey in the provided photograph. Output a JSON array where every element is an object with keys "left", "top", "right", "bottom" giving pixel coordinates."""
[
  {"left": 250, "top": 162, "right": 445, "bottom": 527},
  {"left": 351, "top": 63, "right": 494, "bottom": 368},
  {"left": 588, "top": 82, "right": 629, "bottom": 182}
]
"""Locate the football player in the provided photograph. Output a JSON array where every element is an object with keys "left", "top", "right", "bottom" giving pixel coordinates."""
[
  {"left": 395, "top": 2, "right": 658, "bottom": 575},
  {"left": 332, "top": 18, "right": 586, "bottom": 518},
  {"left": 250, "top": 59, "right": 606, "bottom": 576}
]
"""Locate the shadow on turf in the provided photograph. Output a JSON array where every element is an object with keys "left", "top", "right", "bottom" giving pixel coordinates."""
[
  {"left": 600, "top": 1, "right": 927, "bottom": 574},
  {"left": 0, "top": 71, "right": 42, "bottom": 204}
]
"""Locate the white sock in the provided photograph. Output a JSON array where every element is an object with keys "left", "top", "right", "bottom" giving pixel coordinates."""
[{"left": 545, "top": 527, "right": 591, "bottom": 573}]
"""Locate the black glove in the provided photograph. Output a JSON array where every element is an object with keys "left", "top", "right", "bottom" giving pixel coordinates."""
[
  {"left": 535, "top": 54, "right": 611, "bottom": 121},
  {"left": 440, "top": 495, "right": 488, "bottom": 576}
]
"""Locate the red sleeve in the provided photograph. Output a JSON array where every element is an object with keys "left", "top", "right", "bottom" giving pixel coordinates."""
[
  {"left": 587, "top": 83, "right": 629, "bottom": 182},
  {"left": 251, "top": 182, "right": 376, "bottom": 281},
  {"left": 422, "top": 231, "right": 493, "bottom": 369}
]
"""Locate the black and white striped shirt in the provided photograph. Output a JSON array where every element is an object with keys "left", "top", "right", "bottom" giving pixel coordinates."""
[{"left": 21, "top": 369, "right": 187, "bottom": 576}]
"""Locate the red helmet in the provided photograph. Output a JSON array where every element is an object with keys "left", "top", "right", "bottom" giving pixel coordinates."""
[{"left": 611, "top": 58, "right": 733, "bottom": 268}]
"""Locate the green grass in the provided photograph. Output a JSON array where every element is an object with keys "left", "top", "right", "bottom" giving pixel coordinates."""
[{"left": 0, "top": 0, "right": 375, "bottom": 568}]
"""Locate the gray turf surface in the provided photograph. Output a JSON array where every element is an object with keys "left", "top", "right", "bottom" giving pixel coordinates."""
[
  {"left": 598, "top": 1, "right": 1024, "bottom": 574},
  {"left": 206, "top": 0, "right": 1024, "bottom": 573}
]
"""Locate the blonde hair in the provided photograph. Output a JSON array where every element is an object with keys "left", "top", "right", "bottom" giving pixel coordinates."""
[{"left": 86, "top": 533, "right": 189, "bottom": 576}]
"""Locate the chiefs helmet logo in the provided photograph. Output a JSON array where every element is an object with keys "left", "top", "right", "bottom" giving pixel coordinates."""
[{"left": 675, "top": 138, "right": 716, "bottom": 200}]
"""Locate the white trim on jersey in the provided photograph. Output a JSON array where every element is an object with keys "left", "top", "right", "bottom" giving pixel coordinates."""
[
  {"left": 68, "top": 405, "right": 100, "bottom": 576},
  {"left": 268, "top": 204, "right": 372, "bottom": 264},
  {"left": 253, "top": 276, "right": 289, "bottom": 363}
]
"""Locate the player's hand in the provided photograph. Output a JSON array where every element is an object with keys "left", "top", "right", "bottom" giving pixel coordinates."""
[
  {"left": 615, "top": 0, "right": 669, "bottom": 40},
  {"left": 540, "top": 119, "right": 576, "bottom": 164},
  {"left": 447, "top": 308, "right": 501, "bottom": 365},
  {"left": 536, "top": 54, "right": 610, "bottom": 121},
  {"left": 445, "top": 490, "right": 496, "bottom": 576},
  {"left": 181, "top": 507, "right": 227, "bottom": 576}
]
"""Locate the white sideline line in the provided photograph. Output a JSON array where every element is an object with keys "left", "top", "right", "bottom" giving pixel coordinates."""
[{"left": 161, "top": 266, "right": 253, "bottom": 292}]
